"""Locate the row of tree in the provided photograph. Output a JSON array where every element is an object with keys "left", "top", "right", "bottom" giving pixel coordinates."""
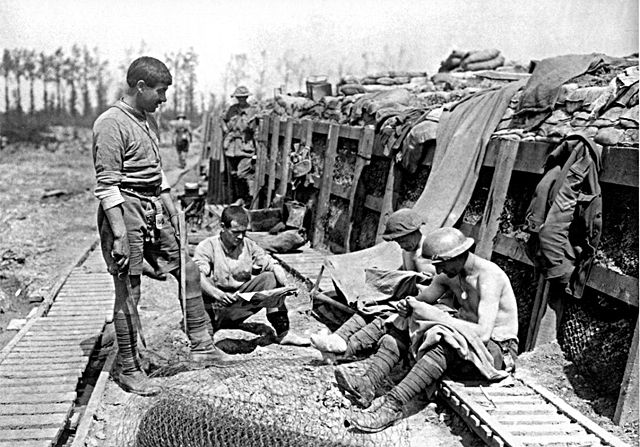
[
  {"left": 1, "top": 42, "right": 415, "bottom": 121},
  {"left": 0, "top": 44, "right": 202, "bottom": 120}
]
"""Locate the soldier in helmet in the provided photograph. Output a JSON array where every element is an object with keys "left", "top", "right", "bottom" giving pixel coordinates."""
[
  {"left": 338, "top": 227, "right": 519, "bottom": 432},
  {"left": 222, "top": 86, "right": 258, "bottom": 204},
  {"left": 174, "top": 113, "right": 192, "bottom": 168}
]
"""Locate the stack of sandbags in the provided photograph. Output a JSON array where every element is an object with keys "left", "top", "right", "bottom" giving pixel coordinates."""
[
  {"left": 494, "top": 65, "right": 638, "bottom": 146},
  {"left": 439, "top": 49, "right": 505, "bottom": 72},
  {"left": 338, "top": 71, "right": 429, "bottom": 95}
]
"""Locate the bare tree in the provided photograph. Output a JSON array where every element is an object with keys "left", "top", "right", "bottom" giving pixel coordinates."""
[
  {"left": 80, "top": 46, "right": 96, "bottom": 117},
  {"left": 2, "top": 49, "right": 13, "bottom": 113},
  {"left": 93, "top": 47, "right": 109, "bottom": 113},
  {"left": 22, "top": 49, "right": 37, "bottom": 114},
  {"left": 182, "top": 48, "right": 198, "bottom": 117},
  {"left": 38, "top": 52, "right": 52, "bottom": 113},
  {"left": 276, "top": 49, "right": 296, "bottom": 92},
  {"left": 52, "top": 47, "right": 65, "bottom": 114},
  {"left": 225, "top": 53, "right": 249, "bottom": 94},
  {"left": 253, "top": 50, "right": 269, "bottom": 101},
  {"left": 165, "top": 51, "right": 183, "bottom": 116},
  {"left": 11, "top": 48, "right": 23, "bottom": 114}
]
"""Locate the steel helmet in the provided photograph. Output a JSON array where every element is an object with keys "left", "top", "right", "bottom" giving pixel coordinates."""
[
  {"left": 231, "top": 86, "right": 251, "bottom": 97},
  {"left": 421, "top": 227, "right": 474, "bottom": 263}
]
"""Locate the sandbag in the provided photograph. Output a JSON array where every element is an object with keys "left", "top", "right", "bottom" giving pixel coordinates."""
[
  {"left": 595, "top": 127, "right": 624, "bottom": 146},
  {"left": 250, "top": 229, "right": 307, "bottom": 253},
  {"left": 339, "top": 84, "right": 366, "bottom": 96},
  {"left": 463, "top": 55, "right": 505, "bottom": 71},
  {"left": 376, "top": 77, "right": 396, "bottom": 86},
  {"left": 463, "top": 49, "right": 501, "bottom": 65}
]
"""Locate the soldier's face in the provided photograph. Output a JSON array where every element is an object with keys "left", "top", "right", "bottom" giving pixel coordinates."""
[
  {"left": 138, "top": 81, "right": 168, "bottom": 113},
  {"left": 221, "top": 219, "right": 247, "bottom": 249}
]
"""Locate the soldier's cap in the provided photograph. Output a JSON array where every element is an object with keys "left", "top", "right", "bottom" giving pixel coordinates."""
[
  {"left": 382, "top": 209, "right": 424, "bottom": 241},
  {"left": 231, "top": 86, "right": 251, "bottom": 97}
]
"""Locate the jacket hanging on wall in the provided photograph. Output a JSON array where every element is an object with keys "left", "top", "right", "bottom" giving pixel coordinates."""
[{"left": 524, "top": 133, "right": 603, "bottom": 299}]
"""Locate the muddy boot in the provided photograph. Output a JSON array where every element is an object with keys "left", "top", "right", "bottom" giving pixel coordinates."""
[
  {"left": 335, "top": 366, "right": 376, "bottom": 408},
  {"left": 334, "top": 334, "right": 403, "bottom": 408},
  {"left": 189, "top": 329, "right": 232, "bottom": 363},
  {"left": 116, "top": 369, "right": 161, "bottom": 397},
  {"left": 345, "top": 395, "right": 403, "bottom": 433}
]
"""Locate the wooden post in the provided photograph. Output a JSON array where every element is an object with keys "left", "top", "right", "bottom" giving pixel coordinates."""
[
  {"left": 345, "top": 126, "right": 374, "bottom": 252},
  {"left": 252, "top": 116, "right": 270, "bottom": 209},
  {"left": 278, "top": 118, "right": 294, "bottom": 197},
  {"left": 312, "top": 123, "right": 340, "bottom": 248},
  {"left": 375, "top": 157, "right": 397, "bottom": 244},
  {"left": 301, "top": 119, "right": 313, "bottom": 147},
  {"left": 266, "top": 117, "right": 281, "bottom": 206},
  {"left": 476, "top": 138, "right": 519, "bottom": 259},
  {"left": 614, "top": 318, "right": 639, "bottom": 425},
  {"left": 524, "top": 275, "right": 550, "bottom": 351}
]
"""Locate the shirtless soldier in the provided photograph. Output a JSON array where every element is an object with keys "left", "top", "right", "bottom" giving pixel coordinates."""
[{"left": 337, "top": 227, "right": 519, "bottom": 432}]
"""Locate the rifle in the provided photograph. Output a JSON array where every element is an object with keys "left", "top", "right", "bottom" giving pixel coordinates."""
[{"left": 178, "top": 211, "right": 188, "bottom": 333}]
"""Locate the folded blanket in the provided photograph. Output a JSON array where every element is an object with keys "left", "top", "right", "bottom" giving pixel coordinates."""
[{"left": 407, "top": 302, "right": 508, "bottom": 381}]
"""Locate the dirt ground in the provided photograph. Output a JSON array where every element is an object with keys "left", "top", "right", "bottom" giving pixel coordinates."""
[{"left": 0, "top": 129, "right": 637, "bottom": 446}]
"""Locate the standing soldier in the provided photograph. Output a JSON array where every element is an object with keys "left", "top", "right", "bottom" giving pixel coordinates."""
[
  {"left": 222, "top": 86, "right": 257, "bottom": 205},
  {"left": 92, "top": 56, "right": 228, "bottom": 397},
  {"left": 174, "top": 113, "right": 192, "bottom": 168}
]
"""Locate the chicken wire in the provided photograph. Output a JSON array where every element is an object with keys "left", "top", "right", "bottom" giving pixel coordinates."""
[{"left": 115, "top": 357, "right": 410, "bottom": 447}]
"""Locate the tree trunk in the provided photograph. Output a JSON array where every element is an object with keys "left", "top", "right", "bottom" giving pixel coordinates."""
[{"left": 29, "top": 77, "right": 35, "bottom": 114}]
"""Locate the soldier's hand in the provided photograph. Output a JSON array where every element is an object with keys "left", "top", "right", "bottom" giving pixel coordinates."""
[
  {"left": 219, "top": 292, "right": 238, "bottom": 306},
  {"left": 111, "top": 235, "right": 130, "bottom": 273},
  {"left": 396, "top": 297, "right": 412, "bottom": 318},
  {"left": 170, "top": 214, "right": 180, "bottom": 240}
]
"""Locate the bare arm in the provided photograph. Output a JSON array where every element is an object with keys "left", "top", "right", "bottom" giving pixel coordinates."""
[
  {"left": 103, "top": 204, "right": 129, "bottom": 273},
  {"left": 397, "top": 274, "right": 448, "bottom": 317},
  {"left": 415, "top": 274, "right": 449, "bottom": 304},
  {"left": 473, "top": 271, "right": 501, "bottom": 342},
  {"left": 200, "top": 274, "right": 237, "bottom": 306}
]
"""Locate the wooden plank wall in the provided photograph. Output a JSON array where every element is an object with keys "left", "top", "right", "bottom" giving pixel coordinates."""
[{"left": 251, "top": 116, "right": 638, "bottom": 425}]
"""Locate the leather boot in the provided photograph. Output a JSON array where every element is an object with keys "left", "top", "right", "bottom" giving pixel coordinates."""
[
  {"left": 345, "top": 395, "right": 403, "bottom": 433},
  {"left": 335, "top": 334, "right": 403, "bottom": 408},
  {"left": 116, "top": 369, "right": 161, "bottom": 397},
  {"left": 334, "top": 366, "right": 376, "bottom": 408},
  {"left": 189, "top": 329, "right": 233, "bottom": 363}
]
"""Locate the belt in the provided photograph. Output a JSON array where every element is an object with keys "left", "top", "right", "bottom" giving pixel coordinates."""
[{"left": 121, "top": 185, "right": 162, "bottom": 197}]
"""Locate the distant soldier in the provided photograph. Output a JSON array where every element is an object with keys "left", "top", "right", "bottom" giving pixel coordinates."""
[
  {"left": 174, "top": 113, "right": 192, "bottom": 168},
  {"left": 222, "top": 86, "right": 258, "bottom": 205}
]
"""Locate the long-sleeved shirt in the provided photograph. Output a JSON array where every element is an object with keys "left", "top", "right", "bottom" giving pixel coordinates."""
[
  {"left": 193, "top": 235, "right": 276, "bottom": 292},
  {"left": 92, "top": 99, "right": 169, "bottom": 210}
]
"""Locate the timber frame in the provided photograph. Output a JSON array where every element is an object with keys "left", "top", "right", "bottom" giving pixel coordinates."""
[{"left": 204, "top": 113, "right": 638, "bottom": 426}]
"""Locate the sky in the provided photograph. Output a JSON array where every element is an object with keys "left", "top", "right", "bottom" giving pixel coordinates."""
[{"left": 0, "top": 0, "right": 638, "bottom": 98}]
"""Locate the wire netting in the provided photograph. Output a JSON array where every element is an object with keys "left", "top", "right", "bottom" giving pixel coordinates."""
[
  {"left": 115, "top": 357, "right": 410, "bottom": 447},
  {"left": 558, "top": 294, "right": 636, "bottom": 395}
]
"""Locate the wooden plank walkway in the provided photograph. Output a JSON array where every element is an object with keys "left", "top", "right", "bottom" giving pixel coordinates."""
[
  {"left": 0, "top": 247, "right": 113, "bottom": 447},
  {"left": 269, "top": 243, "right": 630, "bottom": 447}
]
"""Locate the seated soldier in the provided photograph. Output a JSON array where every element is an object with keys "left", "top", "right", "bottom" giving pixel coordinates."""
[
  {"left": 310, "top": 209, "right": 435, "bottom": 361},
  {"left": 338, "top": 227, "right": 519, "bottom": 433},
  {"left": 193, "top": 205, "right": 310, "bottom": 346}
]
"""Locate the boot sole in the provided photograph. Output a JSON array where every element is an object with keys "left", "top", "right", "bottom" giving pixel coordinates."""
[
  {"left": 116, "top": 378, "right": 161, "bottom": 397},
  {"left": 349, "top": 416, "right": 401, "bottom": 434}
]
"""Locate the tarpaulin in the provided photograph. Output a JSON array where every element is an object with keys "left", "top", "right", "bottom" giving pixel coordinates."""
[{"left": 413, "top": 80, "right": 525, "bottom": 234}]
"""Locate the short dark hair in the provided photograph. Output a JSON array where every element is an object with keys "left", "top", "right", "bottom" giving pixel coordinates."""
[
  {"left": 126, "top": 56, "right": 172, "bottom": 88},
  {"left": 221, "top": 205, "right": 249, "bottom": 228}
]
